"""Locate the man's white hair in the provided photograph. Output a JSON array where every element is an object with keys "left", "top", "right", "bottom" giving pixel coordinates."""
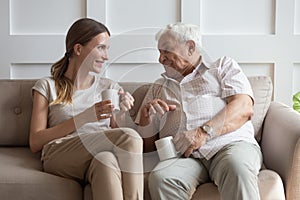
[{"left": 155, "top": 22, "right": 203, "bottom": 52}]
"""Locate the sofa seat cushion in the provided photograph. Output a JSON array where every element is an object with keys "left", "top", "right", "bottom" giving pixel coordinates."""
[
  {"left": 0, "top": 147, "right": 82, "bottom": 200},
  {"left": 258, "top": 169, "right": 285, "bottom": 200},
  {"left": 191, "top": 169, "right": 285, "bottom": 200},
  {"left": 143, "top": 167, "right": 284, "bottom": 200},
  {"left": 75, "top": 169, "right": 286, "bottom": 200}
]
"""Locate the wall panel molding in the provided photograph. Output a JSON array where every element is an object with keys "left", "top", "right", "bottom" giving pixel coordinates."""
[
  {"left": 87, "top": 0, "right": 107, "bottom": 24},
  {"left": 200, "top": 0, "right": 275, "bottom": 35},
  {"left": 106, "top": 63, "right": 164, "bottom": 82},
  {"left": 101, "top": 0, "right": 181, "bottom": 34},
  {"left": 181, "top": 0, "right": 201, "bottom": 25},
  {"left": 9, "top": 0, "right": 86, "bottom": 35},
  {"left": 295, "top": 0, "right": 300, "bottom": 34},
  {"left": 0, "top": 0, "right": 299, "bottom": 106},
  {"left": 293, "top": 63, "right": 300, "bottom": 94},
  {"left": 108, "top": 33, "right": 158, "bottom": 63},
  {"left": 11, "top": 63, "right": 51, "bottom": 79},
  {"left": 240, "top": 63, "right": 274, "bottom": 80}
]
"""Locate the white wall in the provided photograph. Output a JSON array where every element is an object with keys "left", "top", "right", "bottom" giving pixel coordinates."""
[{"left": 0, "top": 0, "right": 299, "bottom": 106}]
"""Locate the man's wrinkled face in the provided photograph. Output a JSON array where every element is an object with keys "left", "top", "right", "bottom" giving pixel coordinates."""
[{"left": 157, "top": 32, "right": 194, "bottom": 78}]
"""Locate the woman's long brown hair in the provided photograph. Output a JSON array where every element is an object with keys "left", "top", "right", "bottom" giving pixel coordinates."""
[{"left": 50, "top": 18, "right": 110, "bottom": 105}]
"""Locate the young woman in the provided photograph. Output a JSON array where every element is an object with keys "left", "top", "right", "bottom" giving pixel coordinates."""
[{"left": 30, "top": 18, "right": 143, "bottom": 200}]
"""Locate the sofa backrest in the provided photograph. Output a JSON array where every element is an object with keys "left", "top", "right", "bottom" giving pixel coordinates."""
[
  {"left": 247, "top": 76, "right": 273, "bottom": 141},
  {"left": 0, "top": 79, "right": 37, "bottom": 146},
  {"left": 0, "top": 76, "right": 272, "bottom": 147}
]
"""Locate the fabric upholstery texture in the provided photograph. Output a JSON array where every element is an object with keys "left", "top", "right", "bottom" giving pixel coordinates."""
[
  {"left": 262, "top": 102, "right": 300, "bottom": 200},
  {"left": 0, "top": 147, "right": 82, "bottom": 200},
  {"left": 0, "top": 80, "right": 35, "bottom": 146},
  {"left": 247, "top": 76, "right": 273, "bottom": 141},
  {"left": 0, "top": 77, "right": 298, "bottom": 200}
]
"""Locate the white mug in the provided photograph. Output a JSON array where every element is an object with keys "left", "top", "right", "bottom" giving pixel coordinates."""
[
  {"left": 101, "top": 89, "right": 120, "bottom": 111},
  {"left": 155, "top": 136, "right": 179, "bottom": 161}
]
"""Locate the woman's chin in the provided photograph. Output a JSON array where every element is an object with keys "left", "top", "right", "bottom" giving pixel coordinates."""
[
  {"left": 91, "top": 67, "right": 102, "bottom": 74},
  {"left": 92, "top": 63, "right": 103, "bottom": 73}
]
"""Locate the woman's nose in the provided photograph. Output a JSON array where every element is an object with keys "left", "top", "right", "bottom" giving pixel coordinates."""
[{"left": 103, "top": 50, "right": 109, "bottom": 60}]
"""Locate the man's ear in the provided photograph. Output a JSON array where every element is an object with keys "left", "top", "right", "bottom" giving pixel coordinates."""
[
  {"left": 73, "top": 44, "right": 82, "bottom": 56},
  {"left": 186, "top": 40, "right": 196, "bottom": 55}
]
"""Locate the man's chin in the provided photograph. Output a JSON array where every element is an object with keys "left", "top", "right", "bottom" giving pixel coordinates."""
[{"left": 165, "top": 69, "right": 182, "bottom": 78}]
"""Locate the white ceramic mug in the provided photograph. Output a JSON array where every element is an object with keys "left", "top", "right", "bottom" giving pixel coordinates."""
[
  {"left": 101, "top": 89, "right": 120, "bottom": 111},
  {"left": 155, "top": 136, "right": 179, "bottom": 161}
]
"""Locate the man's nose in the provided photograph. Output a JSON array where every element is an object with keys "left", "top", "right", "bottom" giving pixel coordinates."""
[{"left": 159, "top": 53, "right": 167, "bottom": 64}]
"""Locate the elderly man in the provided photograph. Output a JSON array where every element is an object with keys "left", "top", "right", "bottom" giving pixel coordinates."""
[{"left": 137, "top": 23, "right": 262, "bottom": 200}]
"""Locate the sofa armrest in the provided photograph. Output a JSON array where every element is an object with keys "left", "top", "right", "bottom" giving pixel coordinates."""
[{"left": 261, "top": 102, "right": 300, "bottom": 199}]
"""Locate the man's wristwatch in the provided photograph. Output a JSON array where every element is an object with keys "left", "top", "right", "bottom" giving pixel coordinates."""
[{"left": 200, "top": 124, "right": 214, "bottom": 139}]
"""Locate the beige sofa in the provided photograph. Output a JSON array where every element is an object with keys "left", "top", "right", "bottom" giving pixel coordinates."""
[{"left": 0, "top": 76, "right": 299, "bottom": 200}]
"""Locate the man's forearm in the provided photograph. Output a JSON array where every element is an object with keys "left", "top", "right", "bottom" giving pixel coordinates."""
[{"left": 205, "top": 94, "right": 253, "bottom": 137}]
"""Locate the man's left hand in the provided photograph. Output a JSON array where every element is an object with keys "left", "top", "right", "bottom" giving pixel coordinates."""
[{"left": 173, "top": 127, "right": 210, "bottom": 157}]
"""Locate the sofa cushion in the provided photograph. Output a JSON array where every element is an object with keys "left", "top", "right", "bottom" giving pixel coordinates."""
[
  {"left": 0, "top": 80, "right": 36, "bottom": 146},
  {"left": 191, "top": 169, "right": 284, "bottom": 200},
  {"left": 0, "top": 147, "right": 82, "bottom": 200},
  {"left": 0, "top": 76, "right": 271, "bottom": 146},
  {"left": 258, "top": 169, "right": 285, "bottom": 199},
  {"left": 248, "top": 76, "right": 273, "bottom": 141},
  {"left": 142, "top": 168, "right": 284, "bottom": 200},
  {"left": 84, "top": 184, "right": 92, "bottom": 200}
]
